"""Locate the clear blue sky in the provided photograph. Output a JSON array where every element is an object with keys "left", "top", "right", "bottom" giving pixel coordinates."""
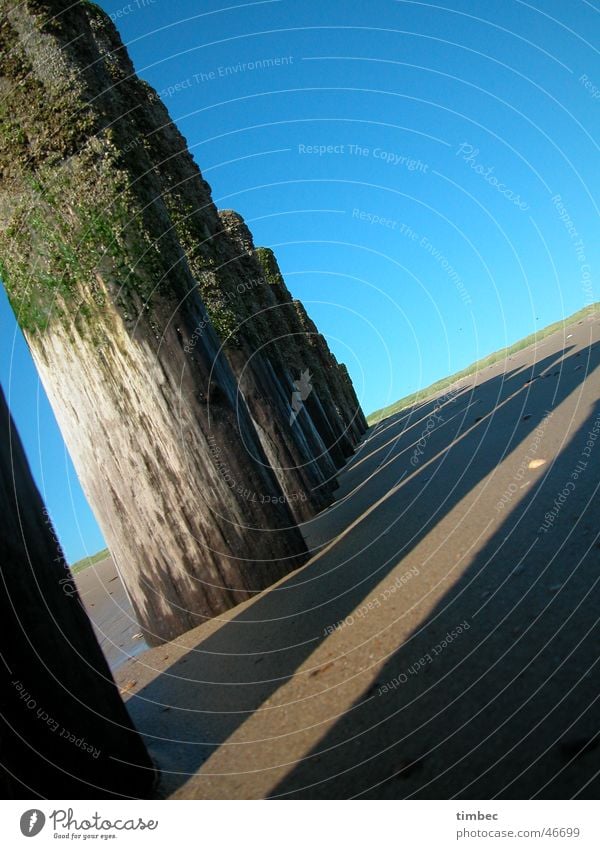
[{"left": 1, "top": 0, "right": 597, "bottom": 563}]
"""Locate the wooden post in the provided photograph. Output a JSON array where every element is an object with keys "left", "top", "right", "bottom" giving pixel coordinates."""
[{"left": 0, "top": 387, "right": 155, "bottom": 798}]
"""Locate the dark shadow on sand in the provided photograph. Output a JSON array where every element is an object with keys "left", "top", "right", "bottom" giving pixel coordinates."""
[{"left": 124, "top": 336, "right": 600, "bottom": 798}]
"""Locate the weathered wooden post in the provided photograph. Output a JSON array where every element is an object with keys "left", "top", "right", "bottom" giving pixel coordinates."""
[
  {"left": 0, "top": 0, "right": 307, "bottom": 644},
  {"left": 292, "top": 298, "right": 368, "bottom": 445},
  {"left": 215, "top": 210, "right": 340, "bottom": 512},
  {"left": 254, "top": 245, "right": 368, "bottom": 450},
  {"left": 211, "top": 210, "right": 366, "bottom": 468},
  {"left": 0, "top": 387, "right": 155, "bottom": 798}
]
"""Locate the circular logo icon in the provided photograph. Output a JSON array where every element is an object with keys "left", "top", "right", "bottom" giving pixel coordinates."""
[{"left": 20, "top": 810, "right": 45, "bottom": 837}]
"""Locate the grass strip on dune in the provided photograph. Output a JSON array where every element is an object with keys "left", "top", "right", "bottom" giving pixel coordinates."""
[
  {"left": 367, "top": 303, "right": 599, "bottom": 425},
  {"left": 70, "top": 547, "right": 109, "bottom": 574}
]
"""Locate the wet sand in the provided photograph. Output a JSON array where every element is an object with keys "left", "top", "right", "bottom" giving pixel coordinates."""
[
  {"left": 74, "top": 557, "right": 148, "bottom": 671},
  {"left": 106, "top": 311, "right": 599, "bottom": 799}
]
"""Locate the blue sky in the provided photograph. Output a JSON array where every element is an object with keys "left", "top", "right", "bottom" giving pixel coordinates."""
[{"left": 1, "top": 0, "right": 597, "bottom": 562}]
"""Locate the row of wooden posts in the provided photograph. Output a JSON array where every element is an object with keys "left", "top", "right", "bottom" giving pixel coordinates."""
[{"left": 0, "top": 0, "right": 367, "bottom": 797}]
